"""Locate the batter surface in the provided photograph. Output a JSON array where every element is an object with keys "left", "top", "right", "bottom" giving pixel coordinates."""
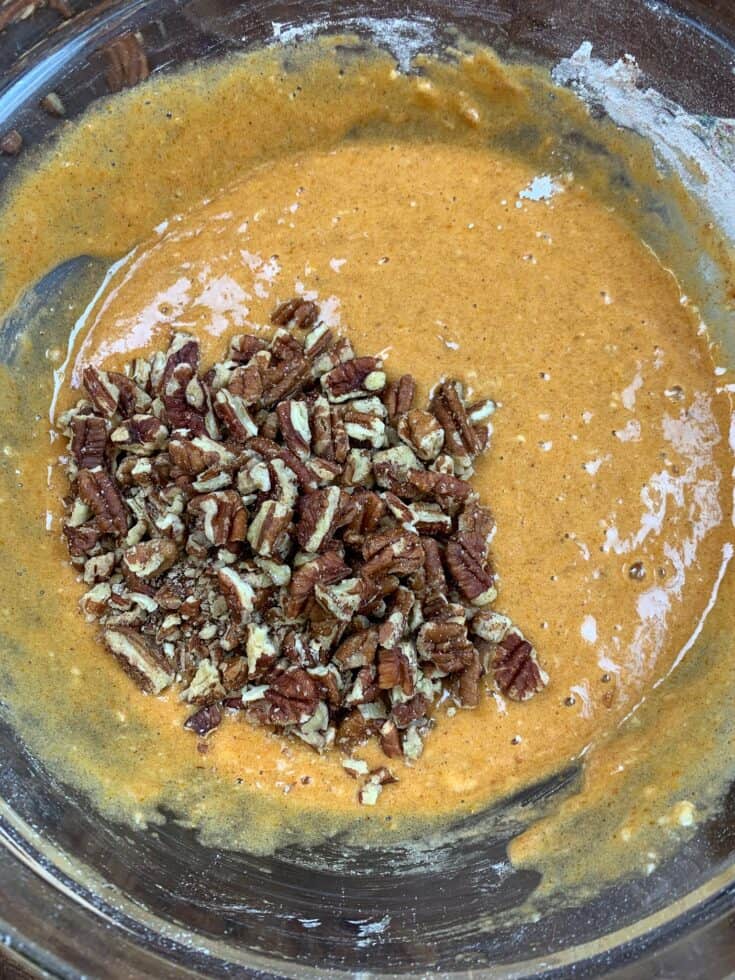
[{"left": 0, "top": 37, "right": 732, "bottom": 892}]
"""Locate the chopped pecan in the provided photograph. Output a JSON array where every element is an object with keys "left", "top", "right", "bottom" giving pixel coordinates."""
[
  {"left": 229, "top": 334, "right": 268, "bottom": 364},
  {"left": 111, "top": 414, "right": 168, "bottom": 453},
  {"left": 361, "top": 528, "right": 424, "bottom": 578},
  {"left": 382, "top": 374, "right": 416, "bottom": 422},
  {"left": 470, "top": 609, "right": 512, "bottom": 644},
  {"left": 188, "top": 490, "right": 248, "bottom": 548},
  {"left": 297, "top": 486, "right": 341, "bottom": 552},
  {"left": 63, "top": 523, "right": 101, "bottom": 558},
  {"left": 430, "top": 381, "right": 480, "bottom": 469},
  {"left": 286, "top": 552, "right": 350, "bottom": 617},
  {"left": 71, "top": 416, "right": 107, "bottom": 470},
  {"left": 103, "top": 627, "right": 173, "bottom": 694},
  {"left": 397, "top": 410, "right": 444, "bottom": 461},
  {"left": 217, "top": 567, "right": 255, "bottom": 625},
  {"left": 378, "top": 586, "right": 414, "bottom": 648},
  {"left": 314, "top": 577, "right": 363, "bottom": 621},
  {"left": 214, "top": 389, "right": 258, "bottom": 441},
  {"left": 334, "top": 628, "right": 378, "bottom": 668},
  {"left": 247, "top": 499, "right": 292, "bottom": 557},
  {"left": 271, "top": 297, "right": 320, "bottom": 330},
  {"left": 392, "top": 693, "right": 429, "bottom": 729},
  {"left": 184, "top": 702, "right": 223, "bottom": 735},
  {"left": 377, "top": 648, "right": 414, "bottom": 695},
  {"left": 322, "top": 357, "right": 386, "bottom": 402},
  {"left": 77, "top": 468, "right": 128, "bottom": 537},
  {"left": 445, "top": 536, "right": 496, "bottom": 606},
  {"left": 122, "top": 539, "right": 179, "bottom": 579},
  {"left": 417, "top": 621, "right": 476, "bottom": 674},
  {"left": 277, "top": 399, "right": 311, "bottom": 458},
  {"left": 493, "top": 632, "right": 548, "bottom": 701},
  {"left": 457, "top": 649, "right": 482, "bottom": 707},
  {"left": 83, "top": 366, "right": 120, "bottom": 417},
  {"left": 379, "top": 719, "right": 403, "bottom": 758}
]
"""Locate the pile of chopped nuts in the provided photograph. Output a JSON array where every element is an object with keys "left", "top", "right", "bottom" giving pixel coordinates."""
[{"left": 58, "top": 297, "right": 548, "bottom": 803}]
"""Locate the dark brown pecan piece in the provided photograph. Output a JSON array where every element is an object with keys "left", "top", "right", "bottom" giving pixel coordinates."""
[
  {"left": 336, "top": 709, "right": 381, "bottom": 748},
  {"left": 106, "top": 371, "right": 151, "bottom": 418},
  {"left": 457, "top": 649, "right": 482, "bottom": 707},
  {"left": 417, "top": 621, "right": 476, "bottom": 674},
  {"left": 77, "top": 468, "right": 128, "bottom": 537},
  {"left": 286, "top": 552, "right": 350, "bottom": 617},
  {"left": 271, "top": 297, "right": 320, "bottom": 330},
  {"left": 63, "top": 523, "right": 101, "bottom": 557},
  {"left": 103, "top": 626, "right": 173, "bottom": 694},
  {"left": 221, "top": 656, "right": 249, "bottom": 691},
  {"left": 71, "top": 415, "right": 107, "bottom": 470},
  {"left": 83, "top": 366, "right": 120, "bottom": 417},
  {"left": 430, "top": 381, "right": 480, "bottom": 468},
  {"left": 361, "top": 528, "right": 424, "bottom": 578},
  {"left": 296, "top": 486, "right": 341, "bottom": 552},
  {"left": 422, "top": 537, "right": 448, "bottom": 596},
  {"left": 405, "top": 468, "right": 473, "bottom": 504},
  {"left": 184, "top": 703, "right": 223, "bottom": 736},
  {"left": 269, "top": 667, "right": 321, "bottom": 703},
  {"left": 229, "top": 334, "right": 268, "bottom": 364},
  {"left": 379, "top": 719, "right": 403, "bottom": 758},
  {"left": 392, "top": 693, "right": 430, "bottom": 729},
  {"left": 493, "top": 632, "right": 548, "bottom": 701},
  {"left": 111, "top": 414, "right": 168, "bottom": 453},
  {"left": 377, "top": 648, "right": 414, "bottom": 695},
  {"left": 322, "top": 357, "right": 386, "bottom": 402},
  {"left": 163, "top": 364, "right": 207, "bottom": 435},
  {"left": 445, "top": 536, "right": 496, "bottom": 606},
  {"left": 277, "top": 400, "right": 311, "bottom": 458},
  {"left": 382, "top": 374, "right": 416, "bottom": 422}
]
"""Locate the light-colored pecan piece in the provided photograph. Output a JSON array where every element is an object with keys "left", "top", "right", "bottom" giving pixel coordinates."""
[
  {"left": 377, "top": 586, "right": 414, "bottom": 648},
  {"left": 103, "top": 626, "right": 173, "bottom": 694},
  {"left": 182, "top": 657, "right": 225, "bottom": 704},
  {"left": 217, "top": 567, "right": 256, "bottom": 625},
  {"left": 277, "top": 399, "right": 311, "bottom": 458},
  {"left": 322, "top": 356, "right": 386, "bottom": 402},
  {"left": 77, "top": 468, "right": 128, "bottom": 537},
  {"left": 397, "top": 409, "right": 445, "bottom": 461},
  {"left": 213, "top": 389, "right": 258, "bottom": 441},
  {"left": 492, "top": 632, "right": 548, "bottom": 701},
  {"left": 188, "top": 490, "right": 248, "bottom": 548},
  {"left": 314, "top": 577, "right": 363, "bottom": 621},
  {"left": 343, "top": 405, "right": 386, "bottom": 449},
  {"left": 470, "top": 609, "right": 512, "bottom": 644},
  {"left": 247, "top": 499, "right": 292, "bottom": 557},
  {"left": 122, "top": 538, "right": 179, "bottom": 579}
]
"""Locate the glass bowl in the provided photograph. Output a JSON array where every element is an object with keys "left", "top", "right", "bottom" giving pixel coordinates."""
[{"left": 0, "top": 1, "right": 733, "bottom": 976}]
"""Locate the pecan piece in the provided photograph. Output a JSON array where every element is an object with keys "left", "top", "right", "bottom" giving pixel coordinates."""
[
  {"left": 382, "top": 374, "right": 416, "bottom": 422},
  {"left": 361, "top": 528, "right": 424, "bottom": 578},
  {"left": 334, "top": 628, "right": 378, "bottom": 668},
  {"left": 122, "top": 538, "right": 179, "bottom": 579},
  {"left": 103, "top": 626, "right": 173, "bottom": 694},
  {"left": 247, "top": 499, "right": 292, "bottom": 557},
  {"left": 457, "top": 649, "right": 482, "bottom": 707},
  {"left": 71, "top": 416, "right": 107, "bottom": 470},
  {"left": 77, "top": 468, "right": 128, "bottom": 537},
  {"left": 214, "top": 389, "right": 258, "bottom": 441},
  {"left": 217, "top": 567, "right": 256, "bottom": 625},
  {"left": 392, "top": 694, "right": 430, "bottom": 729},
  {"left": 188, "top": 490, "right": 248, "bottom": 548},
  {"left": 229, "top": 334, "right": 268, "bottom": 364},
  {"left": 379, "top": 719, "right": 403, "bottom": 758},
  {"left": 297, "top": 486, "right": 341, "bottom": 552},
  {"left": 445, "top": 536, "right": 496, "bottom": 606},
  {"left": 416, "top": 621, "right": 476, "bottom": 674},
  {"left": 397, "top": 410, "right": 445, "bottom": 461},
  {"left": 63, "top": 523, "right": 100, "bottom": 558},
  {"left": 277, "top": 399, "right": 312, "bottom": 458},
  {"left": 377, "top": 586, "right": 414, "bottom": 648},
  {"left": 286, "top": 552, "right": 350, "bottom": 617},
  {"left": 271, "top": 297, "right": 320, "bottom": 330},
  {"left": 322, "top": 357, "right": 386, "bottom": 402},
  {"left": 377, "top": 648, "right": 414, "bottom": 695},
  {"left": 83, "top": 366, "right": 120, "bottom": 417},
  {"left": 493, "top": 632, "right": 548, "bottom": 701},
  {"left": 430, "top": 381, "right": 480, "bottom": 469},
  {"left": 111, "top": 414, "right": 168, "bottom": 453},
  {"left": 184, "top": 703, "right": 223, "bottom": 736}
]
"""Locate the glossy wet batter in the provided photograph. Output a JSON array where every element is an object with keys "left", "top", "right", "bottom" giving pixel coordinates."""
[{"left": 0, "top": 37, "right": 732, "bottom": 890}]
